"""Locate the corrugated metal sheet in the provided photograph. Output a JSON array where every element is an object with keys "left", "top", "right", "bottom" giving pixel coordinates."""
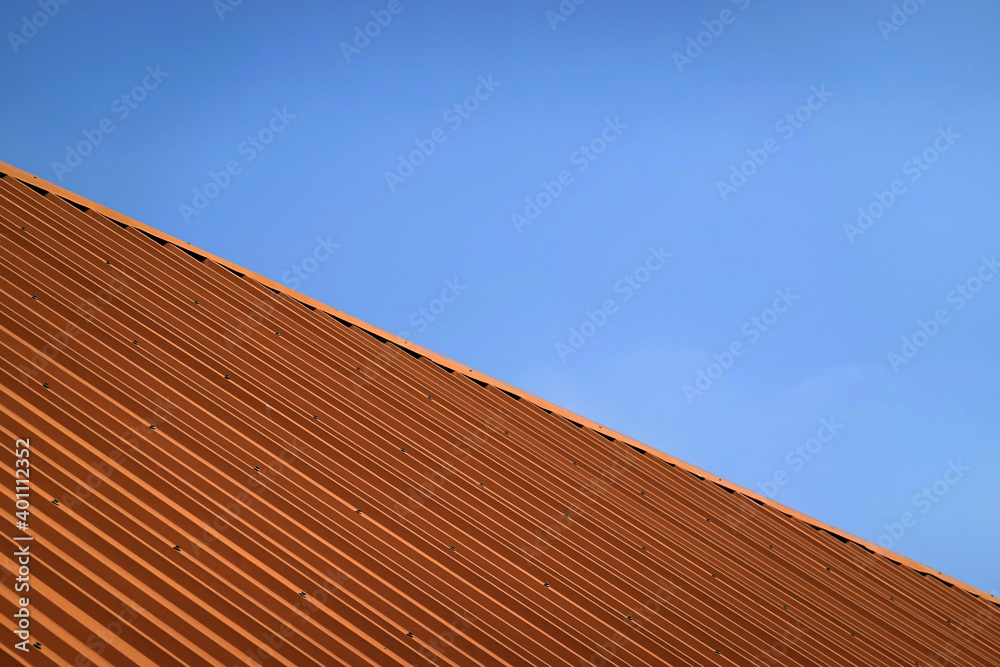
[{"left": 1, "top": 160, "right": 998, "bottom": 666}]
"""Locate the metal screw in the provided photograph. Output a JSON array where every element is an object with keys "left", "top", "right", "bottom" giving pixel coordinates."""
[
  {"left": 300, "top": 591, "right": 307, "bottom": 597},
  {"left": 149, "top": 425, "right": 156, "bottom": 430},
  {"left": 450, "top": 546, "right": 456, "bottom": 551},
  {"left": 174, "top": 545, "right": 181, "bottom": 551},
  {"left": 31, "top": 295, "right": 37, "bottom": 300},
  {"left": 253, "top": 466, "right": 260, "bottom": 472},
  {"left": 407, "top": 632, "right": 413, "bottom": 638},
  {"left": 42, "top": 383, "right": 49, "bottom": 388},
  {"left": 52, "top": 499, "right": 59, "bottom": 505},
  {"left": 356, "top": 509, "right": 362, "bottom": 514},
  {"left": 544, "top": 582, "right": 550, "bottom": 587},
  {"left": 224, "top": 375, "right": 230, "bottom": 379}
]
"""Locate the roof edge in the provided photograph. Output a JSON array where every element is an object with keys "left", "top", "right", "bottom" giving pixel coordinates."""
[{"left": 3, "top": 158, "right": 996, "bottom": 607}]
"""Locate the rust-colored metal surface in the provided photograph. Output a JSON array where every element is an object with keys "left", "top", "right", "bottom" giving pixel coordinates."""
[{"left": 1, "top": 162, "right": 998, "bottom": 666}]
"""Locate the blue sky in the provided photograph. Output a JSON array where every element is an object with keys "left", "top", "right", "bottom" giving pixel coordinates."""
[{"left": 2, "top": 0, "right": 998, "bottom": 593}]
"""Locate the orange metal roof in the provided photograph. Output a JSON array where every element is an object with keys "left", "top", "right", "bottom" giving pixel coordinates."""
[{"left": 1, "top": 159, "right": 998, "bottom": 666}]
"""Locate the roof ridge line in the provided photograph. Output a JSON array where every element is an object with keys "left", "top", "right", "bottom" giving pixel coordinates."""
[{"left": 2, "top": 157, "right": 995, "bottom": 608}]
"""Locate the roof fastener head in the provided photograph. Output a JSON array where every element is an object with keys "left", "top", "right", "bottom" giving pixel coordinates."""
[
  {"left": 642, "top": 546, "right": 647, "bottom": 550},
  {"left": 149, "top": 424, "right": 156, "bottom": 430},
  {"left": 450, "top": 546, "right": 456, "bottom": 551},
  {"left": 194, "top": 299, "right": 199, "bottom": 304},
  {"left": 224, "top": 375, "right": 230, "bottom": 379},
  {"left": 21, "top": 226, "right": 26, "bottom": 230},
  {"left": 33, "top": 643, "right": 41, "bottom": 649},
  {"left": 300, "top": 591, "right": 307, "bottom": 597},
  {"left": 42, "top": 383, "right": 49, "bottom": 388},
  {"left": 544, "top": 582, "right": 550, "bottom": 587},
  {"left": 640, "top": 491, "right": 646, "bottom": 496},
  {"left": 356, "top": 509, "right": 362, "bottom": 514},
  {"left": 253, "top": 466, "right": 260, "bottom": 472},
  {"left": 313, "top": 415, "right": 319, "bottom": 420},
  {"left": 31, "top": 295, "right": 37, "bottom": 300},
  {"left": 52, "top": 499, "right": 59, "bottom": 505},
  {"left": 174, "top": 545, "right": 181, "bottom": 551},
  {"left": 715, "top": 649, "right": 721, "bottom": 654},
  {"left": 106, "top": 260, "right": 111, "bottom": 264},
  {"left": 401, "top": 447, "right": 406, "bottom": 452},
  {"left": 407, "top": 632, "right": 413, "bottom": 638},
  {"left": 132, "top": 340, "right": 138, "bottom": 344}
]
